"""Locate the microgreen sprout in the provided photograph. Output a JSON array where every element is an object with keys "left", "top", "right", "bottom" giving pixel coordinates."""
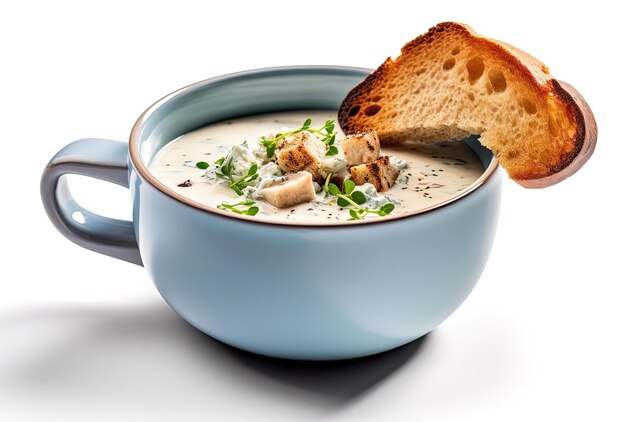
[
  {"left": 323, "top": 174, "right": 395, "bottom": 220},
  {"left": 217, "top": 201, "right": 259, "bottom": 216},
  {"left": 215, "top": 157, "right": 259, "bottom": 196},
  {"left": 260, "top": 118, "right": 338, "bottom": 158}
]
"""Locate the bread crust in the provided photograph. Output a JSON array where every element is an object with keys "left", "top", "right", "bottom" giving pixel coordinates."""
[
  {"left": 338, "top": 22, "right": 596, "bottom": 188},
  {"left": 516, "top": 80, "right": 597, "bottom": 187}
]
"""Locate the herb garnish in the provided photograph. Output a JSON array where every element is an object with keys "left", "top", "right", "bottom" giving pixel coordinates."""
[
  {"left": 261, "top": 118, "right": 338, "bottom": 158},
  {"left": 311, "top": 119, "right": 338, "bottom": 156},
  {"left": 218, "top": 201, "right": 259, "bottom": 216},
  {"left": 196, "top": 161, "right": 210, "bottom": 169},
  {"left": 324, "top": 175, "right": 395, "bottom": 220},
  {"left": 215, "top": 157, "right": 259, "bottom": 196}
]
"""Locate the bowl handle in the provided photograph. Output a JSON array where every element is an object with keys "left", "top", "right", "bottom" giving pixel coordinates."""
[{"left": 40, "top": 138, "right": 142, "bottom": 266}]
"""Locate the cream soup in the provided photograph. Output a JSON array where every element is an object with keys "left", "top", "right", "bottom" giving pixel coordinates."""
[{"left": 148, "top": 110, "right": 484, "bottom": 224}]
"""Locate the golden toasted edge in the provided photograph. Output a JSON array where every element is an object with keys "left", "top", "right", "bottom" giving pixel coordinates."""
[{"left": 515, "top": 80, "right": 597, "bottom": 188}]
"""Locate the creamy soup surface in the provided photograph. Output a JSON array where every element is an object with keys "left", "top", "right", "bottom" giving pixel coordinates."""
[{"left": 148, "top": 111, "right": 485, "bottom": 224}]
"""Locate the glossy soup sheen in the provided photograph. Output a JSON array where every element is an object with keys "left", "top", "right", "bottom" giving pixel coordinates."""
[{"left": 148, "top": 111, "right": 485, "bottom": 224}]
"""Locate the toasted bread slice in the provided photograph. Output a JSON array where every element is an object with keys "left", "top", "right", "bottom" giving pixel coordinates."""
[
  {"left": 338, "top": 22, "right": 597, "bottom": 187},
  {"left": 350, "top": 156, "right": 399, "bottom": 192}
]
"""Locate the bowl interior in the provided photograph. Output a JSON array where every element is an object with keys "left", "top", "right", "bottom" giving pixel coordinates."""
[
  {"left": 133, "top": 66, "right": 494, "bottom": 169},
  {"left": 135, "top": 67, "right": 368, "bottom": 165},
  {"left": 129, "top": 66, "right": 496, "bottom": 228}
]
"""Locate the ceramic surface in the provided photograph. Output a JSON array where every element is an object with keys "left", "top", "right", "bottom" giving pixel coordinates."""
[{"left": 41, "top": 66, "right": 502, "bottom": 360}]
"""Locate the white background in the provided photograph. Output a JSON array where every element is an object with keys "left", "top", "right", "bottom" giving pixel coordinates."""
[{"left": 1, "top": 1, "right": 624, "bottom": 420}]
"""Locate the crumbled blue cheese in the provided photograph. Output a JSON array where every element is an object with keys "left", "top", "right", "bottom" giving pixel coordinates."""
[
  {"left": 354, "top": 183, "right": 397, "bottom": 209},
  {"left": 203, "top": 141, "right": 260, "bottom": 189},
  {"left": 390, "top": 155, "right": 408, "bottom": 170},
  {"left": 320, "top": 156, "right": 349, "bottom": 178},
  {"left": 226, "top": 141, "right": 257, "bottom": 176},
  {"left": 258, "top": 161, "right": 282, "bottom": 178},
  {"left": 312, "top": 182, "right": 322, "bottom": 194},
  {"left": 202, "top": 129, "right": 399, "bottom": 210},
  {"left": 254, "top": 137, "right": 272, "bottom": 163},
  {"left": 244, "top": 162, "right": 285, "bottom": 199}
]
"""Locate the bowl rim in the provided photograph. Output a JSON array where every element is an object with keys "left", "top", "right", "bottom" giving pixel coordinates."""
[{"left": 129, "top": 65, "right": 500, "bottom": 227}]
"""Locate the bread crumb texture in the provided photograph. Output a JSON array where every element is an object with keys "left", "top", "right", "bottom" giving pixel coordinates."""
[{"left": 339, "top": 22, "right": 583, "bottom": 181}]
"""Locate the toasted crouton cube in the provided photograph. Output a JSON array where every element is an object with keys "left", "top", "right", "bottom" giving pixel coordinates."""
[
  {"left": 340, "top": 130, "right": 380, "bottom": 165},
  {"left": 350, "top": 156, "right": 399, "bottom": 192},
  {"left": 275, "top": 131, "right": 326, "bottom": 177}
]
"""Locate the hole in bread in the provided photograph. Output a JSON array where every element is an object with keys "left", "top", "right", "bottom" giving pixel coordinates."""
[
  {"left": 467, "top": 92, "right": 475, "bottom": 101},
  {"left": 507, "top": 150, "right": 519, "bottom": 159},
  {"left": 348, "top": 106, "right": 360, "bottom": 117},
  {"left": 371, "top": 95, "right": 383, "bottom": 102},
  {"left": 442, "top": 58, "right": 456, "bottom": 70},
  {"left": 451, "top": 46, "right": 461, "bottom": 55},
  {"left": 522, "top": 98, "right": 537, "bottom": 114},
  {"left": 416, "top": 68, "right": 426, "bottom": 76},
  {"left": 466, "top": 57, "right": 484, "bottom": 84},
  {"left": 364, "top": 104, "right": 382, "bottom": 116},
  {"left": 488, "top": 69, "right": 507, "bottom": 92}
]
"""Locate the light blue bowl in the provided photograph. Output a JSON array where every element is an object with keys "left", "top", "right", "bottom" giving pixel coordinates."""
[{"left": 41, "top": 66, "right": 502, "bottom": 360}]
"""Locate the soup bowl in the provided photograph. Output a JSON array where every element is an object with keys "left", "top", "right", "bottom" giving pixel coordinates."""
[{"left": 41, "top": 66, "right": 502, "bottom": 360}]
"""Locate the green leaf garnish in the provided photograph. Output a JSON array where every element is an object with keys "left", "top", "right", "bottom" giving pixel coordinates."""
[
  {"left": 218, "top": 201, "right": 260, "bottom": 216},
  {"left": 324, "top": 119, "right": 335, "bottom": 134},
  {"left": 328, "top": 183, "right": 341, "bottom": 196},
  {"left": 380, "top": 203, "right": 395, "bottom": 214},
  {"left": 337, "top": 197, "right": 349, "bottom": 207},
  {"left": 215, "top": 157, "right": 259, "bottom": 196},
  {"left": 344, "top": 180, "right": 355, "bottom": 195},
  {"left": 260, "top": 118, "right": 339, "bottom": 158},
  {"left": 196, "top": 161, "right": 210, "bottom": 169},
  {"left": 351, "top": 191, "right": 367, "bottom": 205},
  {"left": 323, "top": 174, "right": 395, "bottom": 220},
  {"left": 246, "top": 206, "right": 259, "bottom": 216}
]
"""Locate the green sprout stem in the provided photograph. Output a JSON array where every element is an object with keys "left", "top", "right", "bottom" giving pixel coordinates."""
[
  {"left": 214, "top": 156, "right": 258, "bottom": 196},
  {"left": 323, "top": 174, "right": 395, "bottom": 220},
  {"left": 262, "top": 118, "right": 338, "bottom": 157},
  {"left": 218, "top": 201, "right": 259, "bottom": 216}
]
